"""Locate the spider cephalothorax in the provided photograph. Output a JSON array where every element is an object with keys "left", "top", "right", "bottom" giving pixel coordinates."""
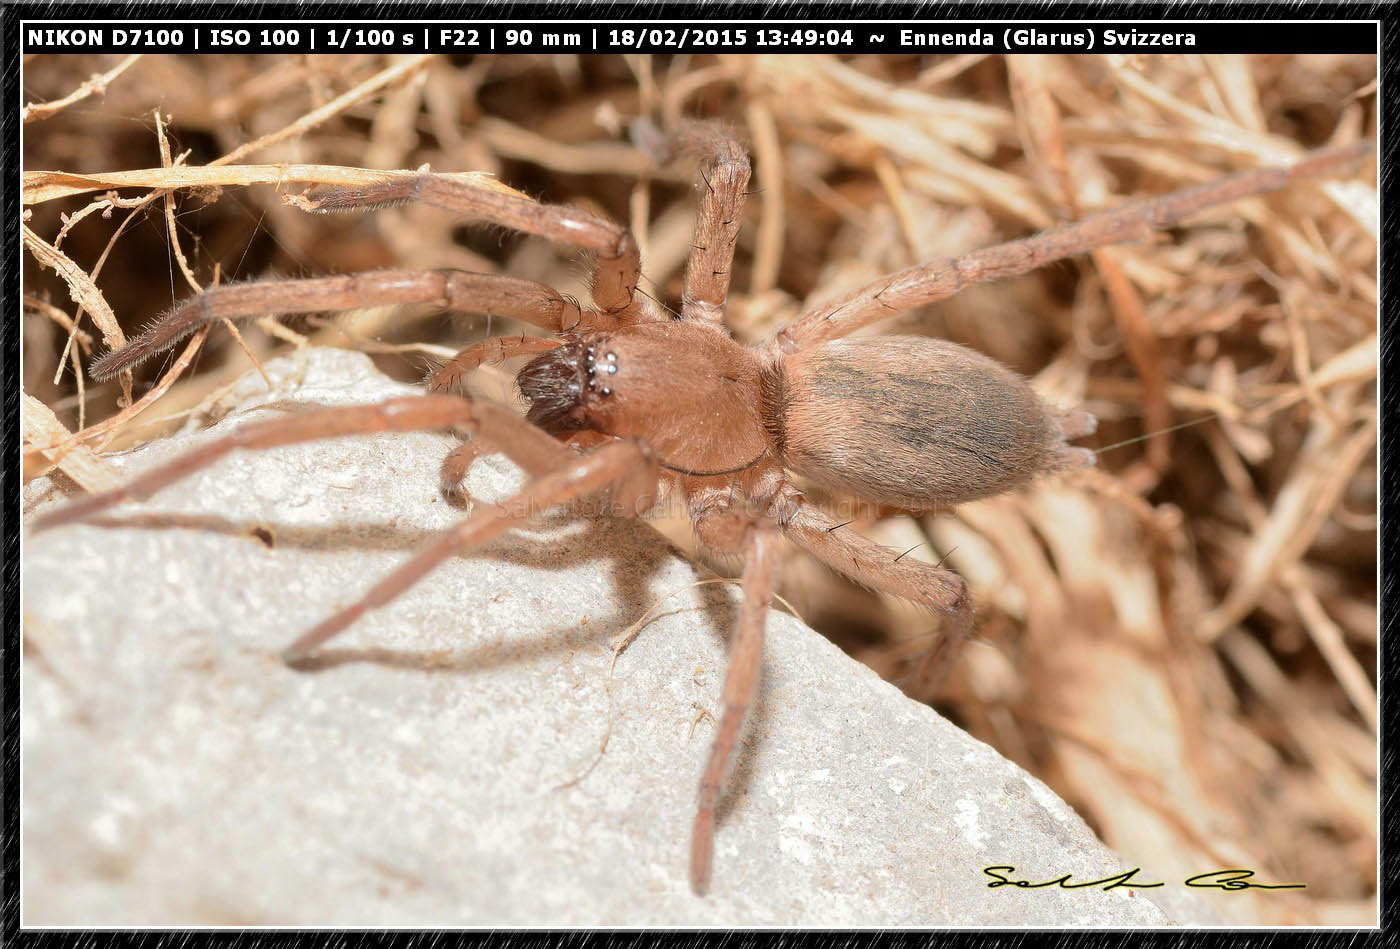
[
  {"left": 32, "top": 117, "right": 1371, "bottom": 895},
  {"left": 520, "top": 322, "right": 770, "bottom": 479}
]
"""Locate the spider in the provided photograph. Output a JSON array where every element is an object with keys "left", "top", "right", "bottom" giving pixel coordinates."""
[{"left": 30, "top": 118, "right": 1371, "bottom": 895}]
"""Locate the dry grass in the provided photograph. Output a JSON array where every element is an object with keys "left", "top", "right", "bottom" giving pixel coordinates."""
[{"left": 21, "top": 52, "right": 1376, "bottom": 924}]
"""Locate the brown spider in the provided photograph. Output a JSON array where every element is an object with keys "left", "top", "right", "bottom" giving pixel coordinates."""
[{"left": 30, "top": 119, "right": 1371, "bottom": 894}]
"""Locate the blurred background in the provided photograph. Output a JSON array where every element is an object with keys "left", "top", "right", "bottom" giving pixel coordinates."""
[{"left": 22, "top": 52, "right": 1376, "bottom": 924}]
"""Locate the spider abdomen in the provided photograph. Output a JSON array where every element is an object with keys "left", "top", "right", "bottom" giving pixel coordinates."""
[{"left": 769, "top": 336, "right": 1092, "bottom": 509}]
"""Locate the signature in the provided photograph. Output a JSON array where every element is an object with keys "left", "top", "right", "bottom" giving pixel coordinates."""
[
  {"left": 1183, "top": 870, "right": 1306, "bottom": 891},
  {"left": 984, "top": 866, "right": 1305, "bottom": 892}
]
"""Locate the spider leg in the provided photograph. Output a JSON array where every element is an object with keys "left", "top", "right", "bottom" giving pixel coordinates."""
[
  {"left": 29, "top": 395, "right": 572, "bottom": 532},
  {"left": 639, "top": 121, "right": 752, "bottom": 326},
  {"left": 439, "top": 426, "right": 627, "bottom": 505},
  {"left": 781, "top": 496, "right": 972, "bottom": 697},
  {"left": 772, "top": 139, "right": 1372, "bottom": 352},
  {"left": 281, "top": 438, "right": 652, "bottom": 661},
  {"left": 301, "top": 173, "right": 647, "bottom": 322},
  {"left": 689, "top": 516, "right": 779, "bottom": 895},
  {"left": 430, "top": 335, "right": 578, "bottom": 503},
  {"left": 428, "top": 334, "right": 562, "bottom": 395},
  {"left": 90, "top": 271, "right": 597, "bottom": 381}
]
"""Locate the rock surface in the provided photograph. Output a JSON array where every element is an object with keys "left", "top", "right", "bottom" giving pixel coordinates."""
[{"left": 22, "top": 348, "right": 1217, "bottom": 925}]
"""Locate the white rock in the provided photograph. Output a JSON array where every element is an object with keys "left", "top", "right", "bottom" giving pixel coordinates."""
[{"left": 22, "top": 348, "right": 1217, "bottom": 925}]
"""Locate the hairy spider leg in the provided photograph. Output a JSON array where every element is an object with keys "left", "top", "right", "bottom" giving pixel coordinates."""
[
  {"left": 430, "top": 336, "right": 589, "bottom": 503},
  {"left": 90, "top": 271, "right": 598, "bottom": 381},
  {"left": 304, "top": 172, "right": 648, "bottom": 322},
  {"left": 772, "top": 139, "right": 1373, "bottom": 352},
  {"left": 688, "top": 519, "right": 779, "bottom": 894},
  {"left": 781, "top": 497, "right": 973, "bottom": 696},
  {"left": 281, "top": 438, "right": 653, "bottom": 661},
  {"left": 429, "top": 333, "right": 563, "bottom": 394},
  {"left": 640, "top": 121, "right": 753, "bottom": 326},
  {"left": 30, "top": 395, "right": 573, "bottom": 532}
]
